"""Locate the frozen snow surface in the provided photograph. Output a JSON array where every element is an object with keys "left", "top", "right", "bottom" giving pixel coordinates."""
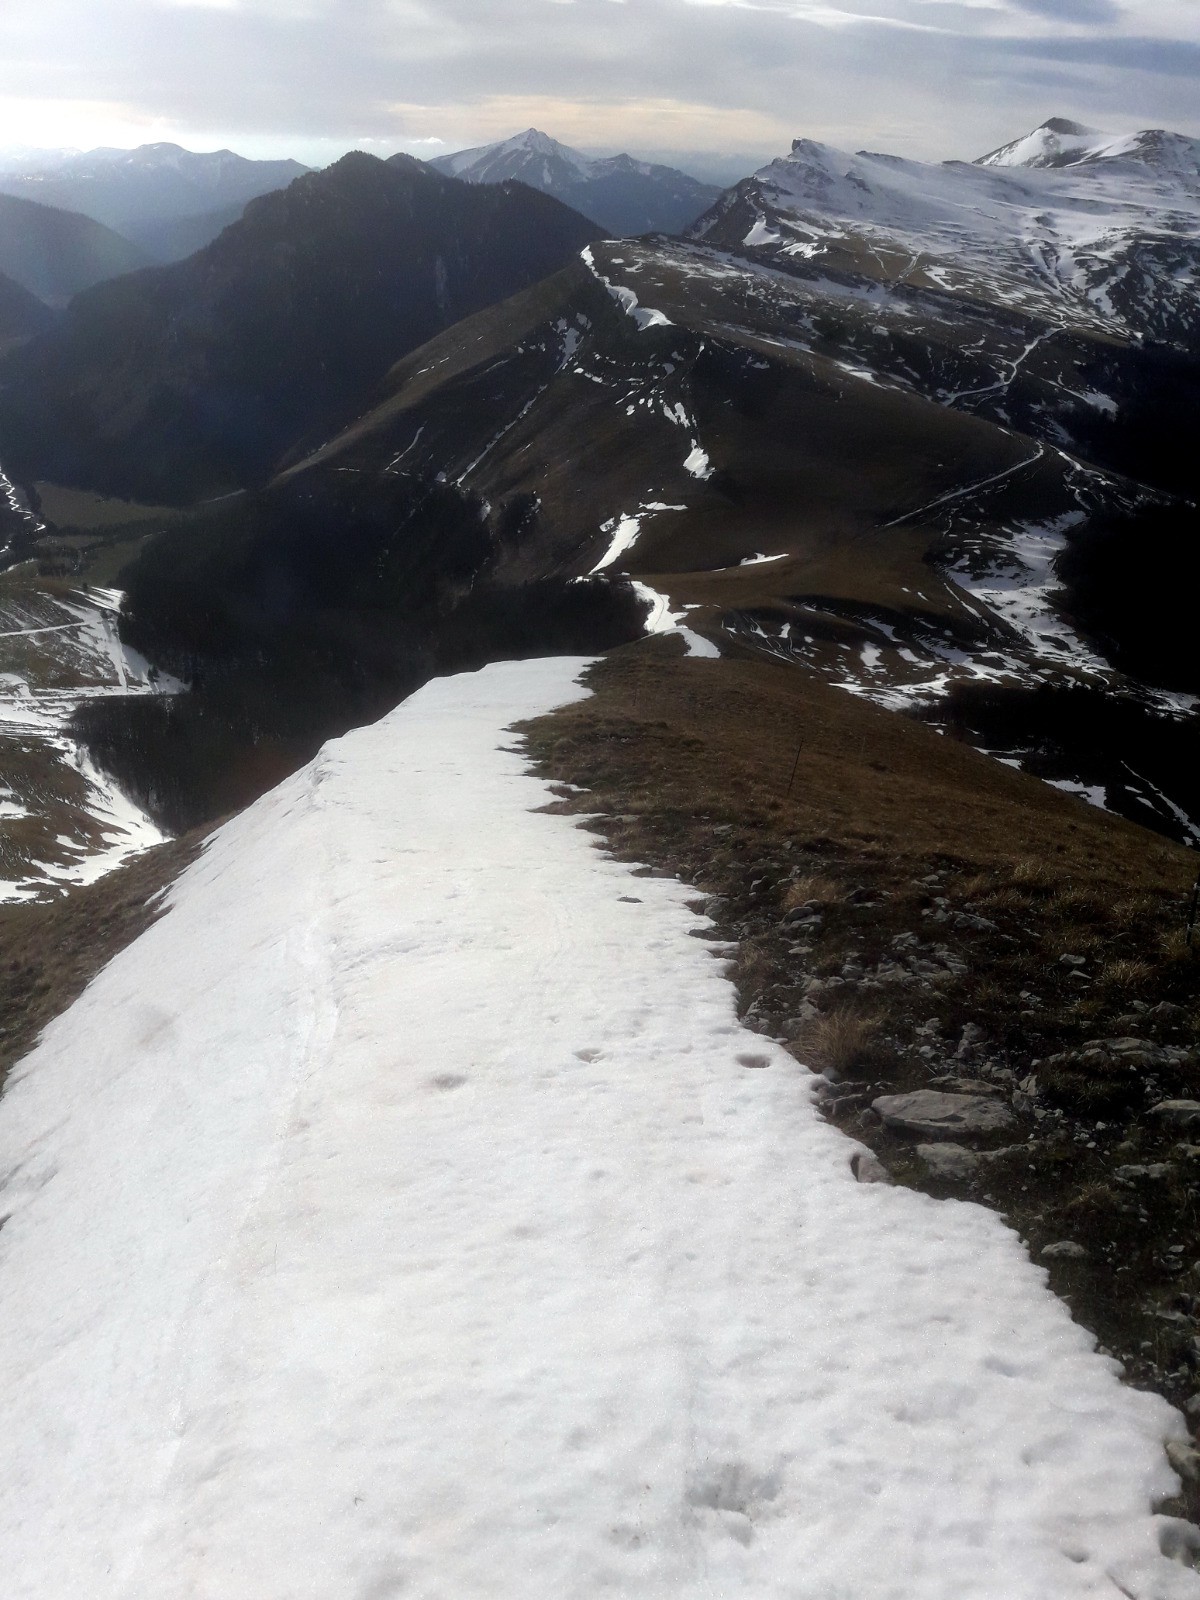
[{"left": 0, "top": 656, "right": 1196, "bottom": 1600}]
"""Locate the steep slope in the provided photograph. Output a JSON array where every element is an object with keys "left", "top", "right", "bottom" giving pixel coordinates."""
[
  {"left": 1, "top": 656, "right": 1196, "bottom": 1600},
  {"left": 0, "top": 154, "right": 601, "bottom": 502},
  {"left": 0, "top": 192, "right": 146, "bottom": 307},
  {"left": 121, "top": 201, "right": 252, "bottom": 263},
  {"left": 429, "top": 128, "right": 722, "bottom": 236},
  {"left": 0, "top": 272, "right": 53, "bottom": 348},
  {"left": 0, "top": 143, "right": 308, "bottom": 236}
]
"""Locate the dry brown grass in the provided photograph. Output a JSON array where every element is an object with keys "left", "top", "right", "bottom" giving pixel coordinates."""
[
  {"left": 1095, "top": 956, "right": 1155, "bottom": 992},
  {"left": 1049, "top": 886, "right": 1108, "bottom": 922},
  {"left": 1012, "top": 858, "right": 1055, "bottom": 894},
  {"left": 1157, "top": 926, "right": 1198, "bottom": 965},
  {"left": 795, "top": 1004, "right": 884, "bottom": 1078},
  {"left": 975, "top": 884, "right": 1036, "bottom": 914},
  {"left": 734, "top": 942, "right": 775, "bottom": 1000},
  {"left": 783, "top": 873, "right": 843, "bottom": 911},
  {"left": 1109, "top": 893, "right": 1164, "bottom": 930},
  {"left": 520, "top": 639, "right": 1199, "bottom": 1508}
]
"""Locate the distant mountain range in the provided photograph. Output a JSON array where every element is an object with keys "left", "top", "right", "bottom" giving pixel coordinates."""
[
  {"left": 0, "top": 191, "right": 148, "bottom": 307},
  {"left": 0, "top": 152, "right": 600, "bottom": 501},
  {"left": 0, "top": 143, "right": 309, "bottom": 257},
  {"left": 430, "top": 129, "right": 722, "bottom": 236}
]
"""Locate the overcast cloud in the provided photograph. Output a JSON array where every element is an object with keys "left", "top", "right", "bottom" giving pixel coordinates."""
[{"left": 1, "top": 0, "right": 1197, "bottom": 174}]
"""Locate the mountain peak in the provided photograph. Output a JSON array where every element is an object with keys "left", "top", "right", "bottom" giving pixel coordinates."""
[
  {"left": 509, "top": 128, "right": 568, "bottom": 154},
  {"left": 976, "top": 117, "right": 1200, "bottom": 176},
  {"left": 976, "top": 118, "right": 1107, "bottom": 169},
  {"left": 1039, "top": 117, "right": 1095, "bottom": 138},
  {"left": 427, "top": 133, "right": 720, "bottom": 236}
]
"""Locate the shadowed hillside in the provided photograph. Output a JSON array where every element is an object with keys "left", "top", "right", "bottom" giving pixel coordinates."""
[{"left": 0, "top": 153, "right": 600, "bottom": 503}]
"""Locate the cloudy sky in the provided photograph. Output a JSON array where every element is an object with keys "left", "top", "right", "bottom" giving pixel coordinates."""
[{"left": 2, "top": 0, "right": 1198, "bottom": 175}]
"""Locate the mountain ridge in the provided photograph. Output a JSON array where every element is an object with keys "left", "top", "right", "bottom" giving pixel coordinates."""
[
  {"left": 0, "top": 191, "right": 147, "bottom": 307},
  {"left": 0, "top": 152, "right": 601, "bottom": 502},
  {"left": 0, "top": 142, "right": 310, "bottom": 237}
]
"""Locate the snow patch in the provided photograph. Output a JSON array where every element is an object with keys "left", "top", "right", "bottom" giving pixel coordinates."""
[
  {"left": 0, "top": 658, "right": 1193, "bottom": 1598},
  {"left": 743, "top": 217, "right": 783, "bottom": 247},
  {"left": 581, "top": 246, "right": 673, "bottom": 331}
]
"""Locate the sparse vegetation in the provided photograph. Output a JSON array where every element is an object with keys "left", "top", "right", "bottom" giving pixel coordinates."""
[{"left": 795, "top": 1003, "right": 886, "bottom": 1078}]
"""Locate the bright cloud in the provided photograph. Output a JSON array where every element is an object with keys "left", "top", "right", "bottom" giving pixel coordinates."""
[{"left": 0, "top": 0, "right": 1196, "bottom": 171}]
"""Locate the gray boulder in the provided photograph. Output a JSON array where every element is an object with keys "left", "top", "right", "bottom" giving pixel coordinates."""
[
  {"left": 917, "top": 1144, "right": 982, "bottom": 1180},
  {"left": 872, "top": 1089, "right": 1016, "bottom": 1140},
  {"left": 1041, "top": 1240, "right": 1088, "bottom": 1261},
  {"left": 1151, "top": 1100, "right": 1200, "bottom": 1129}
]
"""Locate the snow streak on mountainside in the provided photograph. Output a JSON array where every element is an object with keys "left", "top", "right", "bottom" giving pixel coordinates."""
[
  {"left": 430, "top": 128, "right": 722, "bottom": 237},
  {"left": 0, "top": 657, "right": 1196, "bottom": 1599},
  {"left": 0, "top": 583, "right": 175, "bottom": 901}
]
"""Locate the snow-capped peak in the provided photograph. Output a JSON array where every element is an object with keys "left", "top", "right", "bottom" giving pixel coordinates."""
[
  {"left": 437, "top": 129, "right": 594, "bottom": 184},
  {"left": 976, "top": 117, "right": 1200, "bottom": 176}
]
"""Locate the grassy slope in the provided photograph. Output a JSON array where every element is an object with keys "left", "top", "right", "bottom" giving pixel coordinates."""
[{"left": 284, "top": 247, "right": 1070, "bottom": 623}]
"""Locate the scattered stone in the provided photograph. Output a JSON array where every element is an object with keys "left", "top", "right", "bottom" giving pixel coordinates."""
[
  {"left": 784, "top": 1003, "right": 819, "bottom": 1028},
  {"left": 1151, "top": 1100, "right": 1200, "bottom": 1130},
  {"left": 928, "top": 1074, "right": 1005, "bottom": 1098},
  {"left": 1147, "top": 1001, "right": 1186, "bottom": 1024},
  {"left": 1166, "top": 1441, "right": 1200, "bottom": 1484},
  {"left": 1114, "top": 1164, "right": 1172, "bottom": 1183},
  {"left": 1184, "top": 1393, "right": 1200, "bottom": 1422},
  {"left": 1041, "top": 1240, "right": 1088, "bottom": 1261},
  {"left": 917, "top": 1144, "right": 981, "bottom": 1180},
  {"left": 872, "top": 1089, "right": 1016, "bottom": 1140},
  {"left": 1059, "top": 954, "right": 1087, "bottom": 968},
  {"left": 850, "top": 1149, "right": 892, "bottom": 1185},
  {"left": 956, "top": 1023, "right": 985, "bottom": 1057},
  {"left": 1159, "top": 1518, "right": 1200, "bottom": 1567},
  {"left": 950, "top": 911, "right": 997, "bottom": 932}
]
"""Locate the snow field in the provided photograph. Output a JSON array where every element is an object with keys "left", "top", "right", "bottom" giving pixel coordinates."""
[{"left": 0, "top": 657, "right": 1196, "bottom": 1598}]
